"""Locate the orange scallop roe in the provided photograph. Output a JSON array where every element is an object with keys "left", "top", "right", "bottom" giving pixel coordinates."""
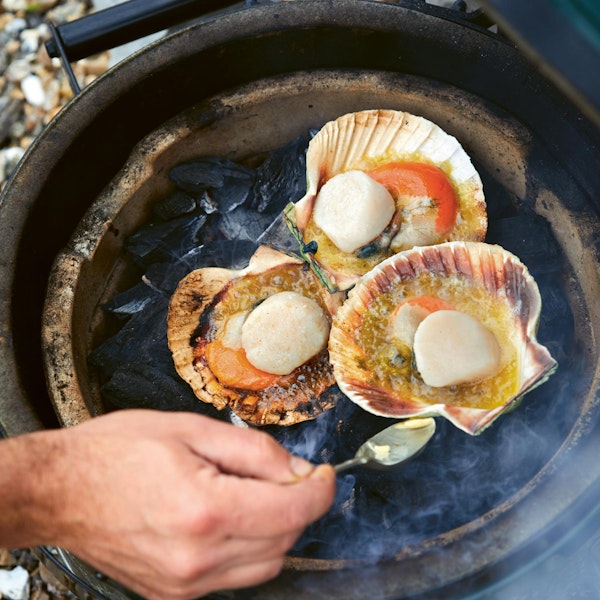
[
  {"left": 401, "top": 295, "right": 455, "bottom": 313},
  {"left": 366, "top": 161, "right": 458, "bottom": 234},
  {"left": 204, "top": 340, "right": 279, "bottom": 390}
]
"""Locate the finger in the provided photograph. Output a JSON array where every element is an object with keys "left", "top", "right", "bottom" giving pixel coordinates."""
[
  {"left": 207, "top": 464, "right": 336, "bottom": 538},
  {"left": 190, "top": 425, "right": 315, "bottom": 483},
  {"left": 161, "top": 413, "right": 315, "bottom": 484},
  {"left": 75, "top": 410, "right": 316, "bottom": 484}
]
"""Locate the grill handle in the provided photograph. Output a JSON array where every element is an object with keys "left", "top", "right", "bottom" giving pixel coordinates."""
[
  {"left": 45, "top": 0, "right": 495, "bottom": 64},
  {"left": 45, "top": 0, "right": 241, "bottom": 63},
  {"left": 44, "top": 0, "right": 494, "bottom": 95}
]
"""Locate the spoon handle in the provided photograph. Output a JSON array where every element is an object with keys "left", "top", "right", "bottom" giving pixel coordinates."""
[{"left": 334, "top": 456, "right": 370, "bottom": 474}]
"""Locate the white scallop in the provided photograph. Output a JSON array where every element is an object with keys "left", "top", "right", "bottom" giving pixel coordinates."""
[
  {"left": 313, "top": 170, "right": 395, "bottom": 253},
  {"left": 241, "top": 291, "right": 329, "bottom": 375},
  {"left": 413, "top": 310, "right": 501, "bottom": 387}
]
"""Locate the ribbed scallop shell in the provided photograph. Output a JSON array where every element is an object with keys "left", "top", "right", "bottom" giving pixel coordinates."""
[
  {"left": 328, "top": 241, "right": 557, "bottom": 434},
  {"left": 168, "top": 245, "right": 345, "bottom": 426},
  {"left": 292, "top": 110, "right": 487, "bottom": 290}
]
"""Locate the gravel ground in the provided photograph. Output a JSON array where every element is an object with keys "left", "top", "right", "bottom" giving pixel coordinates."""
[
  {"left": 0, "top": 548, "right": 78, "bottom": 600},
  {"left": 0, "top": 0, "right": 115, "bottom": 192},
  {"left": 1, "top": 2, "right": 109, "bottom": 598}
]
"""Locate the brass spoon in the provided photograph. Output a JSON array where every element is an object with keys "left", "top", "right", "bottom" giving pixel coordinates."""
[{"left": 334, "top": 417, "right": 436, "bottom": 474}]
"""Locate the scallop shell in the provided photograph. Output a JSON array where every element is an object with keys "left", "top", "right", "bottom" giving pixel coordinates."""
[
  {"left": 292, "top": 110, "right": 487, "bottom": 290},
  {"left": 168, "top": 245, "right": 345, "bottom": 426},
  {"left": 328, "top": 241, "right": 557, "bottom": 435}
]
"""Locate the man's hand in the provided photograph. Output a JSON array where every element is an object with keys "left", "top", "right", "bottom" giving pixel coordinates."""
[{"left": 0, "top": 410, "right": 336, "bottom": 600}]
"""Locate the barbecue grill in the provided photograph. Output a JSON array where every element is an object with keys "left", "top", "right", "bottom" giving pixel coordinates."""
[{"left": 1, "top": 1, "right": 599, "bottom": 598}]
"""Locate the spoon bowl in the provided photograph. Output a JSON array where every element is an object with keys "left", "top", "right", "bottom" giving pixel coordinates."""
[{"left": 334, "top": 417, "right": 436, "bottom": 473}]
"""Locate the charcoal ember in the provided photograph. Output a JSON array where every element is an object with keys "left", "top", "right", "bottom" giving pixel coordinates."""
[
  {"left": 209, "top": 173, "right": 255, "bottom": 214},
  {"left": 90, "top": 298, "right": 171, "bottom": 380},
  {"left": 100, "top": 363, "right": 206, "bottom": 413},
  {"left": 216, "top": 204, "right": 275, "bottom": 241},
  {"left": 124, "top": 211, "right": 208, "bottom": 266},
  {"left": 141, "top": 262, "right": 184, "bottom": 294},
  {"left": 169, "top": 157, "right": 229, "bottom": 192},
  {"left": 152, "top": 190, "right": 197, "bottom": 221},
  {"left": 198, "top": 190, "right": 218, "bottom": 214},
  {"left": 180, "top": 239, "right": 258, "bottom": 271},
  {"left": 249, "top": 135, "right": 308, "bottom": 213},
  {"left": 169, "top": 158, "right": 255, "bottom": 214},
  {"left": 201, "top": 185, "right": 252, "bottom": 215},
  {"left": 143, "top": 240, "right": 259, "bottom": 292},
  {"left": 256, "top": 212, "right": 300, "bottom": 253},
  {"left": 101, "top": 281, "right": 162, "bottom": 318}
]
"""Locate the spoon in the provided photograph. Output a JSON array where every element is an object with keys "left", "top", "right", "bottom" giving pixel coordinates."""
[{"left": 334, "top": 417, "right": 436, "bottom": 474}]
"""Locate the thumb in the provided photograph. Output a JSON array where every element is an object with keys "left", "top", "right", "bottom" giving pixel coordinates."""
[{"left": 180, "top": 415, "right": 315, "bottom": 484}]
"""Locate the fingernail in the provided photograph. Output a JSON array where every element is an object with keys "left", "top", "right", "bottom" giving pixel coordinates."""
[
  {"left": 290, "top": 455, "right": 315, "bottom": 479},
  {"left": 309, "top": 463, "right": 335, "bottom": 480}
]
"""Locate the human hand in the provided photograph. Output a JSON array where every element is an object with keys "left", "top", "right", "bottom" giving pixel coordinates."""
[{"left": 31, "top": 410, "right": 336, "bottom": 599}]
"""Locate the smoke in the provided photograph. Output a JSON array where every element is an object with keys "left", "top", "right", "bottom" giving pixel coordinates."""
[{"left": 87, "top": 133, "right": 595, "bottom": 597}]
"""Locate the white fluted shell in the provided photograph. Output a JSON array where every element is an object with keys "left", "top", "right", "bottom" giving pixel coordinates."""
[
  {"left": 292, "top": 110, "right": 487, "bottom": 290},
  {"left": 328, "top": 241, "right": 557, "bottom": 435}
]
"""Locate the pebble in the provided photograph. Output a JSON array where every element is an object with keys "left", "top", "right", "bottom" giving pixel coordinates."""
[
  {"left": 0, "top": 565, "right": 30, "bottom": 600},
  {"left": 0, "top": 549, "right": 76, "bottom": 599},
  {"left": 0, "top": 145, "right": 25, "bottom": 177},
  {"left": 4, "top": 16, "right": 26, "bottom": 35},
  {"left": 20, "top": 73, "right": 45, "bottom": 106},
  {"left": 0, "top": 549, "right": 18, "bottom": 568}
]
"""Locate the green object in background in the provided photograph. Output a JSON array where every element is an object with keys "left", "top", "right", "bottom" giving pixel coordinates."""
[{"left": 551, "top": 0, "right": 600, "bottom": 50}]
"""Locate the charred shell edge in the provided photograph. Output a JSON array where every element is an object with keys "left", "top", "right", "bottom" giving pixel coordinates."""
[{"left": 167, "top": 245, "right": 344, "bottom": 425}]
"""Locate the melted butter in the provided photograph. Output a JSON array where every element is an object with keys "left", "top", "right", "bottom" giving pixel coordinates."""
[
  {"left": 214, "top": 265, "right": 328, "bottom": 328},
  {"left": 306, "top": 219, "right": 384, "bottom": 274},
  {"left": 357, "top": 272, "right": 520, "bottom": 411}
]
